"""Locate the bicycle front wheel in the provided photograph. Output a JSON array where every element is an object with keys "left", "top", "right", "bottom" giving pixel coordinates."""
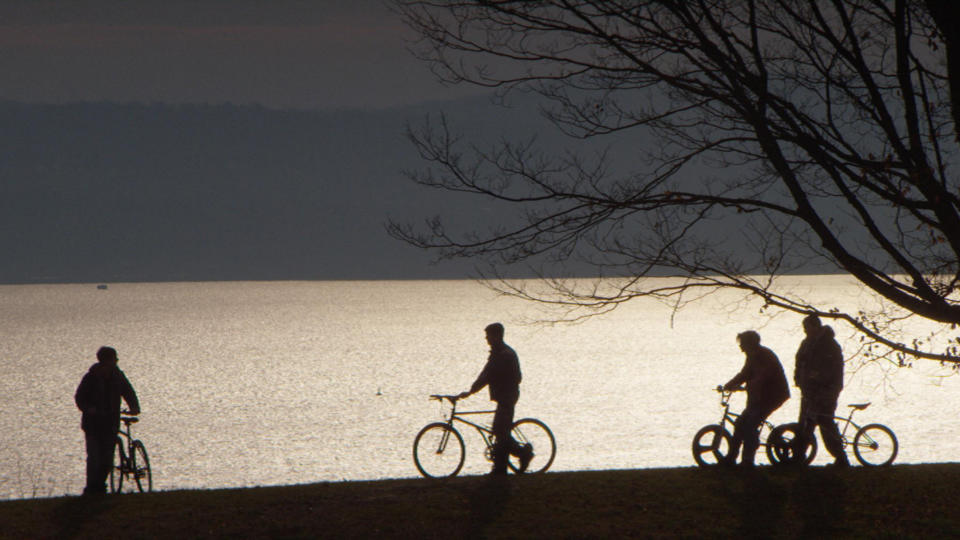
[
  {"left": 131, "top": 440, "right": 153, "bottom": 492},
  {"left": 766, "top": 423, "right": 818, "bottom": 467},
  {"left": 109, "top": 438, "right": 127, "bottom": 493},
  {"left": 853, "top": 423, "right": 898, "bottom": 466},
  {"left": 413, "top": 423, "right": 465, "bottom": 478},
  {"left": 508, "top": 418, "right": 556, "bottom": 474},
  {"left": 692, "top": 425, "right": 731, "bottom": 467}
]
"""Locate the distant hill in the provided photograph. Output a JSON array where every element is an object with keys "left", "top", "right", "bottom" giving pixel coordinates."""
[
  {"left": 0, "top": 98, "right": 561, "bottom": 283},
  {"left": 0, "top": 98, "right": 842, "bottom": 284}
]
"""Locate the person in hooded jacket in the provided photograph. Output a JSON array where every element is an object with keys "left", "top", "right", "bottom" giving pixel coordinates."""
[
  {"left": 794, "top": 314, "right": 849, "bottom": 466},
  {"left": 75, "top": 346, "right": 140, "bottom": 495},
  {"left": 458, "top": 323, "right": 532, "bottom": 475},
  {"left": 722, "top": 330, "right": 790, "bottom": 467}
]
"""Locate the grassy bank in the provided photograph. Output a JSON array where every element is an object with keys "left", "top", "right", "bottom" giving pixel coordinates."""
[{"left": 2, "top": 464, "right": 958, "bottom": 539}]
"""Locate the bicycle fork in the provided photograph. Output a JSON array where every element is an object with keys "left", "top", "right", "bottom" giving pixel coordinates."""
[{"left": 435, "top": 424, "right": 454, "bottom": 454}]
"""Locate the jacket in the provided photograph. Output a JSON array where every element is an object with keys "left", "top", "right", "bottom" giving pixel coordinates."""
[
  {"left": 75, "top": 363, "right": 140, "bottom": 435},
  {"left": 725, "top": 345, "right": 790, "bottom": 412},
  {"left": 469, "top": 343, "right": 521, "bottom": 404},
  {"left": 794, "top": 325, "right": 844, "bottom": 396}
]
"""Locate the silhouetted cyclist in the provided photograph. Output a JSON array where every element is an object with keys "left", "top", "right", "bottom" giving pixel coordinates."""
[
  {"left": 75, "top": 346, "right": 140, "bottom": 496},
  {"left": 458, "top": 323, "right": 533, "bottom": 475},
  {"left": 795, "top": 314, "right": 849, "bottom": 466},
  {"left": 721, "top": 330, "right": 789, "bottom": 467}
]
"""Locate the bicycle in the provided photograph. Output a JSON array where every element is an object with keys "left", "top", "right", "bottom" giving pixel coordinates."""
[
  {"left": 767, "top": 401, "right": 898, "bottom": 466},
  {"left": 110, "top": 411, "right": 153, "bottom": 493},
  {"left": 413, "top": 394, "right": 556, "bottom": 478},
  {"left": 691, "top": 386, "right": 800, "bottom": 467}
]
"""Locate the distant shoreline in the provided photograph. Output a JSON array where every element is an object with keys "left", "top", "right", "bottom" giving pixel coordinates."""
[{"left": 0, "top": 271, "right": 850, "bottom": 287}]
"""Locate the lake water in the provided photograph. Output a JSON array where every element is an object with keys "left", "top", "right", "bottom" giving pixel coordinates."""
[{"left": 1, "top": 277, "right": 958, "bottom": 500}]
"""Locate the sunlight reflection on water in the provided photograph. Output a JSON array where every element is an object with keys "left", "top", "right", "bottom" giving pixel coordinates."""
[{"left": 0, "top": 277, "right": 957, "bottom": 499}]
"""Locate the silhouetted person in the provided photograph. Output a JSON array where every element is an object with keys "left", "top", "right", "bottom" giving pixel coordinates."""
[
  {"left": 75, "top": 346, "right": 140, "bottom": 495},
  {"left": 458, "top": 323, "right": 532, "bottom": 475},
  {"left": 722, "top": 330, "right": 789, "bottom": 467},
  {"left": 795, "top": 314, "right": 849, "bottom": 466}
]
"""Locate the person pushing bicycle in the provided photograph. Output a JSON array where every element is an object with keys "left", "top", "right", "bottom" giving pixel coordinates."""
[
  {"left": 75, "top": 346, "right": 140, "bottom": 496},
  {"left": 794, "top": 314, "right": 849, "bottom": 467},
  {"left": 458, "top": 323, "right": 533, "bottom": 475}
]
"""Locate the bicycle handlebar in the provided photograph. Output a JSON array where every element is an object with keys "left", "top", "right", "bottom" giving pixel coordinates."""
[{"left": 430, "top": 394, "right": 460, "bottom": 403}]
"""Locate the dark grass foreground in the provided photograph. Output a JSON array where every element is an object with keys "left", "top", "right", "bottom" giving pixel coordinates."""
[{"left": 2, "top": 464, "right": 959, "bottom": 539}]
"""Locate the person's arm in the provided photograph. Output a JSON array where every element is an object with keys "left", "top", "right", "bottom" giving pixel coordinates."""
[
  {"left": 723, "top": 361, "right": 750, "bottom": 391},
  {"left": 119, "top": 371, "right": 141, "bottom": 415},
  {"left": 459, "top": 361, "right": 491, "bottom": 399},
  {"left": 828, "top": 340, "right": 845, "bottom": 390},
  {"left": 75, "top": 373, "right": 96, "bottom": 413},
  {"left": 793, "top": 351, "right": 803, "bottom": 388}
]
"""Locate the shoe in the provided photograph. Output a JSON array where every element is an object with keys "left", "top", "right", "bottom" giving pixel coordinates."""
[
  {"left": 829, "top": 458, "right": 850, "bottom": 468},
  {"left": 518, "top": 443, "right": 534, "bottom": 473},
  {"left": 81, "top": 486, "right": 107, "bottom": 498}
]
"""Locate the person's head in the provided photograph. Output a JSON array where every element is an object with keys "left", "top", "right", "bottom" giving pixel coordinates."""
[
  {"left": 96, "top": 346, "right": 118, "bottom": 366},
  {"left": 485, "top": 322, "right": 505, "bottom": 347},
  {"left": 802, "top": 314, "right": 823, "bottom": 336},
  {"left": 736, "top": 330, "right": 761, "bottom": 353}
]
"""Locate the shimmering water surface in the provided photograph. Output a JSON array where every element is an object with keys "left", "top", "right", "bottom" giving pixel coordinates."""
[{"left": 1, "top": 277, "right": 958, "bottom": 499}]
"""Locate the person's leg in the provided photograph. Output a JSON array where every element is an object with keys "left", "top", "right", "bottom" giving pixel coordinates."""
[
  {"left": 815, "top": 394, "right": 849, "bottom": 465},
  {"left": 84, "top": 431, "right": 114, "bottom": 495},
  {"left": 794, "top": 394, "right": 817, "bottom": 461},
  {"left": 738, "top": 407, "right": 765, "bottom": 466},
  {"left": 797, "top": 395, "right": 815, "bottom": 440},
  {"left": 83, "top": 432, "right": 100, "bottom": 495},
  {"left": 726, "top": 413, "right": 747, "bottom": 464},
  {"left": 491, "top": 400, "right": 516, "bottom": 475},
  {"left": 95, "top": 433, "right": 116, "bottom": 493}
]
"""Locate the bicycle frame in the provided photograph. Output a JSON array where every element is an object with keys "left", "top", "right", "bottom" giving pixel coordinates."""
[
  {"left": 801, "top": 403, "right": 865, "bottom": 447},
  {"left": 118, "top": 420, "right": 135, "bottom": 449},
  {"left": 773, "top": 399, "right": 899, "bottom": 467},
  {"left": 415, "top": 393, "right": 556, "bottom": 478},
  {"left": 115, "top": 418, "right": 139, "bottom": 478},
  {"left": 439, "top": 399, "right": 499, "bottom": 450},
  {"left": 834, "top": 409, "right": 863, "bottom": 445},
  {"left": 716, "top": 390, "right": 776, "bottom": 445},
  {"left": 110, "top": 414, "right": 152, "bottom": 493}
]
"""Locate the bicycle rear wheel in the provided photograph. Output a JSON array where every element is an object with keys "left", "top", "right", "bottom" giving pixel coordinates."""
[
  {"left": 766, "top": 423, "right": 817, "bottom": 467},
  {"left": 853, "top": 423, "right": 898, "bottom": 466},
  {"left": 508, "top": 418, "right": 556, "bottom": 474},
  {"left": 131, "top": 440, "right": 153, "bottom": 492},
  {"left": 109, "top": 438, "right": 127, "bottom": 493},
  {"left": 692, "top": 425, "right": 731, "bottom": 467},
  {"left": 413, "top": 423, "right": 465, "bottom": 478}
]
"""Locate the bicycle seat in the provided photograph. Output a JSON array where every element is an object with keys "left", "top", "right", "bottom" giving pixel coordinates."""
[
  {"left": 848, "top": 402, "right": 870, "bottom": 410},
  {"left": 121, "top": 416, "right": 139, "bottom": 424}
]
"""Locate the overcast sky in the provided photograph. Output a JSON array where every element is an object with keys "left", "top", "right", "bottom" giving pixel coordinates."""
[
  {"left": 0, "top": 1, "right": 559, "bottom": 283},
  {"left": 0, "top": 0, "right": 478, "bottom": 110}
]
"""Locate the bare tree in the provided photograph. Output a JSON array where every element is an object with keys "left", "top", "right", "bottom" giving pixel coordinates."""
[{"left": 388, "top": 0, "right": 960, "bottom": 365}]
